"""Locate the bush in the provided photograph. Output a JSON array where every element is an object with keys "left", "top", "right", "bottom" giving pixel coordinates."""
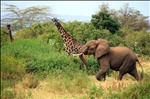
[
  {"left": 1, "top": 39, "right": 84, "bottom": 75},
  {"left": 1, "top": 54, "right": 25, "bottom": 80},
  {"left": 1, "top": 53, "right": 26, "bottom": 96},
  {"left": 86, "top": 56, "right": 99, "bottom": 75},
  {"left": 124, "top": 28, "right": 150, "bottom": 56}
]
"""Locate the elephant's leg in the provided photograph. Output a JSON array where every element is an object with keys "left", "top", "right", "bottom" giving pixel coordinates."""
[
  {"left": 96, "top": 56, "right": 110, "bottom": 81},
  {"left": 128, "top": 65, "right": 140, "bottom": 81},
  {"left": 118, "top": 60, "right": 133, "bottom": 80},
  {"left": 79, "top": 54, "right": 88, "bottom": 72},
  {"left": 118, "top": 72, "right": 125, "bottom": 80},
  {"left": 102, "top": 73, "right": 106, "bottom": 81},
  {"left": 100, "top": 73, "right": 106, "bottom": 81},
  {"left": 96, "top": 68, "right": 109, "bottom": 81}
]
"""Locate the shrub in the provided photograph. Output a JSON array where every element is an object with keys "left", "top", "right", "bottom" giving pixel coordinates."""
[
  {"left": 1, "top": 39, "right": 84, "bottom": 75},
  {"left": 1, "top": 54, "right": 25, "bottom": 80},
  {"left": 125, "top": 29, "right": 150, "bottom": 56}
]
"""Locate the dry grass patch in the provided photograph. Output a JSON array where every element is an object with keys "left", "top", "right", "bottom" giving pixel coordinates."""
[
  {"left": 4, "top": 60, "right": 150, "bottom": 99},
  {"left": 89, "top": 75, "right": 137, "bottom": 92}
]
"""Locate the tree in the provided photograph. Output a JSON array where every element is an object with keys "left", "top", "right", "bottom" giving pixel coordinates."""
[
  {"left": 91, "top": 3, "right": 120, "bottom": 34},
  {"left": 93, "top": 3, "right": 150, "bottom": 32},
  {"left": 1, "top": 4, "right": 52, "bottom": 31},
  {"left": 117, "top": 3, "right": 150, "bottom": 31},
  {"left": 91, "top": 11, "right": 120, "bottom": 34}
]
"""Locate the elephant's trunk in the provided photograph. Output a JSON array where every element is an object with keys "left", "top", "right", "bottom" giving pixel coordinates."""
[{"left": 80, "top": 45, "right": 88, "bottom": 55}]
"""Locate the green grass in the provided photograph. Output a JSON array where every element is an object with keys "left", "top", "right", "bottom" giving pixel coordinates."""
[
  {"left": 1, "top": 39, "right": 96, "bottom": 98},
  {"left": 1, "top": 39, "right": 72, "bottom": 74},
  {"left": 1, "top": 39, "right": 150, "bottom": 99}
]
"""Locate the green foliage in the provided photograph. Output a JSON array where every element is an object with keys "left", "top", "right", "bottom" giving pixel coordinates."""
[
  {"left": 124, "top": 28, "right": 150, "bottom": 55},
  {"left": 1, "top": 39, "right": 69, "bottom": 74},
  {"left": 13, "top": 20, "right": 148, "bottom": 56},
  {"left": 14, "top": 22, "right": 66, "bottom": 52},
  {"left": 1, "top": 39, "right": 89, "bottom": 97},
  {"left": 109, "top": 34, "right": 125, "bottom": 46},
  {"left": 12, "top": 19, "right": 150, "bottom": 57},
  {"left": 64, "top": 21, "right": 124, "bottom": 47},
  {"left": 86, "top": 56, "right": 99, "bottom": 75},
  {"left": 1, "top": 38, "right": 150, "bottom": 99},
  {"left": 64, "top": 21, "right": 90, "bottom": 43},
  {"left": 15, "top": 22, "right": 56, "bottom": 41},
  {"left": 0, "top": 27, "right": 10, "bottom": 46},
  {"left": 91, "top": 11, "right": 120, "bottom": 34},
  {"left": 1, "top": 54, "right": 26, "bottom": 80},
  {"left": 1, "top": 39, "right": 93, "bottom": 79}
]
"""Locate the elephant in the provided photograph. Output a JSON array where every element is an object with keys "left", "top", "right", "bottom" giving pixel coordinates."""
[{"left": 80, "top": 38, "right": 144, "bottom": 81}]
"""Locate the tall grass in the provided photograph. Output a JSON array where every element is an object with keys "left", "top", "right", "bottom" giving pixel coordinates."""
[
  {"left": 1, "top": 39, "right": 91, "bottom": 97},
  {"left": 1, "top": 39, "right": 73, "bottom": 74},
  {"left": 107, "top": 81, "right": 150, "bottom": 99},
  {"left": 1, "top": 39, "right": 150, "bottom": 99},
  {"left": 1, "top": 39, "right": 99, "bottom": 76}
]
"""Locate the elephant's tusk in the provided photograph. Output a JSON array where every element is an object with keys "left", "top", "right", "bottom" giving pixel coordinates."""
[{"left": 72, "top": 53, "right": 83, "bottom": 56}]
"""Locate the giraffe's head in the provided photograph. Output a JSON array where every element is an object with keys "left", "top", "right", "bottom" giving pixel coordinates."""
[
  {"left": 51, "top": 18, "right": 60, "bottom": 27},
  {"left": 6, "top": 24, "right": 11, "bottom": 29}
]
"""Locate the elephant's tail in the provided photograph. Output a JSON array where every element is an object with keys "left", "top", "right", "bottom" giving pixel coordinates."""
[{"left": 137, "top": 59, "right": 144, "bottom": 80}]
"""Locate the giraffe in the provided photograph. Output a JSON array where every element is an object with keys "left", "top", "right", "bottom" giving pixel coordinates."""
[
  {"left": 6, "top": 24, "right": 14, "bottom": 42},
  {"left": 51, "top": 18, "right": 88, "bottom": 71}
]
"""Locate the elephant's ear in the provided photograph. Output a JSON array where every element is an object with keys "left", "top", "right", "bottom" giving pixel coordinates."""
[{"left": 95, "top": 39, "right": 110, "bottom": 59}]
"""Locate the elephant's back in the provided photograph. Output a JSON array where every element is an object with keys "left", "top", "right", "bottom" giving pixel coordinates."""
[
  {"left": 109, "top": 46, "right": 130, "bottom": 57},
  {"left": 114, "top": 46, "right": 136, "bottom": 59}
]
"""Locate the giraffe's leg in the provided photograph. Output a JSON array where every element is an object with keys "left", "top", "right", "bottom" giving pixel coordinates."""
[{"left": 79, "top": 54, "right": 88, "bottom": 72}]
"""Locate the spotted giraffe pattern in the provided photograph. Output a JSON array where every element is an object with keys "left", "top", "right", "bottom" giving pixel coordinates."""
[{"left": 52, "top": 18, "right": 83, "bottom": 56}]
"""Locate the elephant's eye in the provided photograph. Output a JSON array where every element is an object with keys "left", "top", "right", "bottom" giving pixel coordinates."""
[{"left": 90, "top": 47, "right": 94, "bottom": 50}]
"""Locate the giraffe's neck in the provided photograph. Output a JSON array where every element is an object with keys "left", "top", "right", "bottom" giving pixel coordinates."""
[
  {"left": 57, "top": 24, "right": 73, "bottom": 42},
  {"left": 8, "top": 29, "right": 14, "bottom": 42},
  {"left": 54, "top": 22, "right": 84, "bottom": 55}
]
